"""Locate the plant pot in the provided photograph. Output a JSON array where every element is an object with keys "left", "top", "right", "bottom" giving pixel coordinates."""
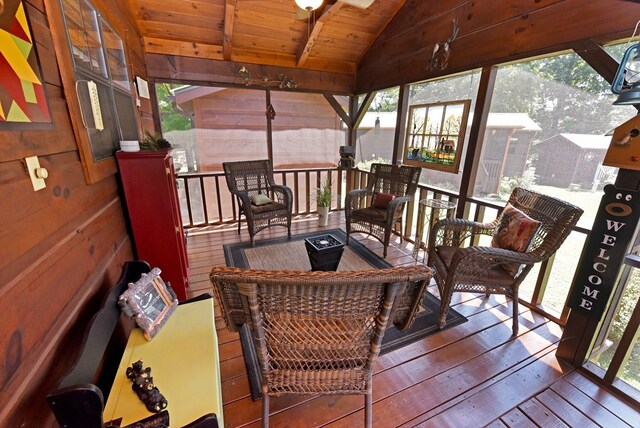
[{"left": 317, "top": 206, "right": 330, "bottom": 227}]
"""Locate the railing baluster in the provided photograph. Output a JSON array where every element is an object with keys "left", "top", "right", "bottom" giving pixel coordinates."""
[
  {"left": 294, "top": 171, "right": 300, "bottom": 214},
  {"left": 184, "top": 176, "right": 194, "bottom": 227},
  {"left": 200, "top": 176, "right": 209, "bottom": 225}
]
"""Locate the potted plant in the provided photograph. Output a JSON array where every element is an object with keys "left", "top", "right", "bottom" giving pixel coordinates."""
[
  {"left": 139, "top": 130, "right": 173, "bottom": 151},
  {"left": 316, "top": 179, "right": 333, "bottom": 227}
]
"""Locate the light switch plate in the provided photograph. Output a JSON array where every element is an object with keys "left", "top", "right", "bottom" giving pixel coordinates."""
[{"left": 25, "top": 156, "right": 46, "bottom": 191}]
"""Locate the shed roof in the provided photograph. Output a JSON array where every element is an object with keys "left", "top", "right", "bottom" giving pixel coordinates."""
[{"left": 543, "top": 133, "right": 611, "bottom": 149}]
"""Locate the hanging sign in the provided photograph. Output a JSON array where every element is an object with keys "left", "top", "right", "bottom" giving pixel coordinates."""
[{"left": 567, "top": 184, "right": 640, "bottom": 319}]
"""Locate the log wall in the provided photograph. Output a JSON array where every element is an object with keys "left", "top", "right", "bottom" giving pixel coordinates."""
[{"left": 0, "top": 0, "right": 147, "bottom": 425}]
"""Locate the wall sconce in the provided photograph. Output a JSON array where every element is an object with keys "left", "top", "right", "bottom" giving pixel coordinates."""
[{"left": 612, "top": 43, "right": 640, "bottom": 105}]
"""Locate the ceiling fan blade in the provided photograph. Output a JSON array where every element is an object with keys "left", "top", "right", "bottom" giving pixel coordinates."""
[{"left": 340, "top": 0, "right": 375, "bottom": 9}]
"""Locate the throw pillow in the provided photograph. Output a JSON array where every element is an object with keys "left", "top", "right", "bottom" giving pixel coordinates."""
[
  {"left": 372, "top": 192, "right": 396, "bottom": 209},
  {"left": 491, "top": 204, "right": 541, "bottom": 276},
  {"left": 251, "top": 193, "right": 273, "bottom": 206}
]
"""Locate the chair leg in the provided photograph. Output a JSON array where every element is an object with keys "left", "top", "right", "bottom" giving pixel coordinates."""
[
  {"left": 511, "top": 289, "right": 519, "bottom": 336},
  {"left": 365, "top": 393, "right": 372, "bottom": 428},
  {"left": 262, "top": 394, "right": 269, "bottom": 428},
  {"left": 438, "top": 288, "right": 453, "bottom": 329}
]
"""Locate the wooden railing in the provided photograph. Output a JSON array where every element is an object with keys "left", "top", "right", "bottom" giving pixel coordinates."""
[
  {"left": 177, "top": 166, "right": 588, "bottom": 325},
  {"left": 176, "top": 167, "right": 348, "bottom": 228}
]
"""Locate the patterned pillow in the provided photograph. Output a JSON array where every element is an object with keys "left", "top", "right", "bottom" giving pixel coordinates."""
[
  {"left": 491, "top": 204, "right": 541, "bottom": 276},
  {"left": 372, "top": 192, "right": 396, "bottom": 209}
]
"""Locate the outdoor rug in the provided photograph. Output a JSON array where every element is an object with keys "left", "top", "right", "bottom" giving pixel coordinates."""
[{"left": 223, "top": 228, "right": 467, "bottom": 399}]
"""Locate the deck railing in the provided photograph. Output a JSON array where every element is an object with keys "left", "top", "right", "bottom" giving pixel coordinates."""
[{"left": 177, "top": 166, "right": 588, "bottom": 325}]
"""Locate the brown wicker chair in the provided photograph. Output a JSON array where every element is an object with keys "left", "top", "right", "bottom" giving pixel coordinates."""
[
  {"left": 427, "top": 187, "right": 583, "bottom": 335},
  {"left": 345, "top": 163, "right": 421, "bottom": 258},
  {"left": 209, "top": 265, "right": 432, "bottom": 428},
  {"left": 223, "top": 160, "right": 293, "bottom": 246}
]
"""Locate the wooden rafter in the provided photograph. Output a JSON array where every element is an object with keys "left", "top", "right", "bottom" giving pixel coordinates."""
[
  {"left": 223, "top": 0, "right": 237, "bottom": 61},
  {"left": 296, "top": 2, "right": 344, "bottom": 67}
]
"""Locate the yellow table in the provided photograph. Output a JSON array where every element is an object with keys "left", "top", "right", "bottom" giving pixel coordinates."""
[{"left": 104, "top": 299, "right": 224, "bottom": 427}]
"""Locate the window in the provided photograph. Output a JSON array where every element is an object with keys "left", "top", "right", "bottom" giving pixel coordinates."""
[
  {"left": 407, "top": 70, "right": 481, "bottom": 191},
  {"left": 403, "top": 100, "right": 470, "bottom": 173},
  {"left": 60, "top": 0, "right": 137, "bottom": 164}
]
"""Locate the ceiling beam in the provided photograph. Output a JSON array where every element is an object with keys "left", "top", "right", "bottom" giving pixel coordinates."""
[
  {"left": 296, "top": 2, "right": 344, "bottom": 67},
  {"left": 572, "top": 39, "right": 619, "bottom": 84},
  {"left": 144, "top": 37, "right": 224, "bottom": 60},
  {"left": 323, "top": 93, "right": 351, "bottom": 126},
  {"left": 223, "top": 0, "right": 237, "bottom": 61}
]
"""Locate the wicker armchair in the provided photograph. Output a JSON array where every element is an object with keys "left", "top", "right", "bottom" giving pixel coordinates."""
[
  {"left": 223, "top": 160, "right": 293, "bottom": 246},
  {"left": 209, "top": 265, "right": 432, "bottom": 428},
  {"left": 427, "top": 187, "right": 583, "bottom": 335},
  {"left": 345, "top": 163, "right": 421, "bottom": 257}
]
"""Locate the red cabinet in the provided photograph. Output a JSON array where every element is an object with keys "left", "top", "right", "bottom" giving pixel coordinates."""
[{"left": 116, "top": 151, "right": 189, "bottom": 300}]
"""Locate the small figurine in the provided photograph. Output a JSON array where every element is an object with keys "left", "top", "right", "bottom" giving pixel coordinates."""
[{"left": 126, "top": 359, "right": 168, "bottom": 413}]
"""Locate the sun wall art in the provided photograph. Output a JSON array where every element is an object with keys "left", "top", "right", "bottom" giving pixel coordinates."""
[{"left": 0, "top": 0, "right": 51, "bottom": 126}]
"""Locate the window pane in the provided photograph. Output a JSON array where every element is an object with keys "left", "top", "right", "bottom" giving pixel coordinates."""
[
  {"left": 270, "top": 91, "right": 346, "bottom": 169},
  {"left": 62, "top": 0, "right": 107, "bottom": 76},
  {"left": 589, "top": 266, "right": 640, "bottom": 388},
  {"left": 101, "top": 20, "right": 130, "bottom": 92},
  {"left": 408, "top": 70, "right": 481, "bottom": 191},
  {"left": 356, "top": 87, "right": 399, "bottom": 168},
  {"left": 477, "top": 51, "right": 636, "bottom": 229}
]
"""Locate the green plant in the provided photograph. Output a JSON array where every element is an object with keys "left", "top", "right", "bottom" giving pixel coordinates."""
[
  {"left": 316, "top": 179, "right": 333, "bottom": 207},
  {"left": 139, "top": 130, "right": 173, "bottom": 151}
]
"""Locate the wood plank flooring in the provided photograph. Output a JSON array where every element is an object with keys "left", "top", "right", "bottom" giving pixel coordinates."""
[{"left": 186, "top": 213, "right": 640, "bottom": 427}]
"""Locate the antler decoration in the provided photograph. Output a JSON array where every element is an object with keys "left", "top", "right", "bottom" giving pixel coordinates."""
[
  {"left": 238, "top": 66, "right": 299, "bottom": 89},
  {"left": 427, "top": 19, "right": 459, "bottom": 71}
]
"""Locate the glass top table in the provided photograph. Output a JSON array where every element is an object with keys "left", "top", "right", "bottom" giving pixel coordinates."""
[{"left": 413, "top": 198, "right": 457, "bottom": 262}]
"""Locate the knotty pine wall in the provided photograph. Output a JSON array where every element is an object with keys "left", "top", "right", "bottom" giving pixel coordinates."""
[
  {"left": 356, "top": 0, "right": 640, "bottom": 93},
  {"left": 0, "top": 0, "right": 150, "bottom": 426}
]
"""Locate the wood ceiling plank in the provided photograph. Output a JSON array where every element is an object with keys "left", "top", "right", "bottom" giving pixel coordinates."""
[
  {"left": 232, "top": 47, "right": 356, "bottom": 75},
  {"left": 224, "top": 0, "right": 237, "bottom": 60},
  {"left": 297, "top": 2, "right": 344, "bottom": 67},
  {"left": 138, "top": 20, "right": 222, "bottom": 44},
  {"left": 136, "top": 7, "right": 224, "bottom": 31},
  {"left": 144, "top": 37, "right": 224, "bottom": 60},
  {"left": 134, "top": 0, "right": 224, "bottom": 16}
]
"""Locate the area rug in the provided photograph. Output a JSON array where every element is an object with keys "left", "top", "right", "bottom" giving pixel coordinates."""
[{"left": 223, "top": 228, "right": 467, "bottom": 399}]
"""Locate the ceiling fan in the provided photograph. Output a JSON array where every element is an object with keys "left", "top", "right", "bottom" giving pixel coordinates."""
[{"left": 294, "top": 0, "right": 375, "bottom": 20}]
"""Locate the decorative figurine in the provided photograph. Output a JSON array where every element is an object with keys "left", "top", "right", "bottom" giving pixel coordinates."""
[{"left": 126, "top": 359, "right": 168, "bottom": 413}]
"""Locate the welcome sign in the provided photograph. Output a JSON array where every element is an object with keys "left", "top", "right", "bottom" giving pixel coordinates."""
[{"left": 567, "top": 185, "right": 640, "bottom": 319}]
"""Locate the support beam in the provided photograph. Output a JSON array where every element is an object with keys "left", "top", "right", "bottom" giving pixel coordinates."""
[
  {"left": 297, "top": 3, "right": 344, "bottom": 67},
  {"left": 393, "top": 84, "right": 409, "bottom": 165},
  {"left": 457, "top": 66, "right": 497, "bottom": 218},
  {"left": 223, "top": 0, "right": 237, "bottom": 61},
  {"left": 572, "top": 39, "right": 619, "bottom": 84},
  {"left": 348, "top": 92, "right": 376, "bottom": 148},
  {"left": 323, "top": 94, "right": 350, "bottom": 126}
]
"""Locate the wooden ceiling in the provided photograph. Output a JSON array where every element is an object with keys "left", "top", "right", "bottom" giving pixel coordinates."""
[{"left": 130, "top": 0, "right": 406, "bottom": 76}]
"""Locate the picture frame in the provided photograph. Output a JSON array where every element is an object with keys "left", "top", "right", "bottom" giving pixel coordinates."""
[
  {"left": 0, "top": 0, "right": 52, "bottom": 128},
  {"left": 119, "top": 267, "right": 178, "bottom": 341},
  {"left": 403, "top": 99, "right": 471, "bottom": 173}
]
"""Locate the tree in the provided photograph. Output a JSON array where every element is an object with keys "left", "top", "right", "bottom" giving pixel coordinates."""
[{"left": 155, "top": 83, "right": 192, "bottom": 132}]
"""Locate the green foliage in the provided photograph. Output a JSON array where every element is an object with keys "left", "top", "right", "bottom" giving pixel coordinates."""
[
  {"left": 155, "top": 83, "right": 192, "bottom": 132},
  {"left": 140, "top": 130, "right": 172, "bottom": 151},
  {"left": 316, "top": 179, "right": 333, "bottom": 207},
  {"left": 498, "top": 165, "right": 536, "bottom": 199}
]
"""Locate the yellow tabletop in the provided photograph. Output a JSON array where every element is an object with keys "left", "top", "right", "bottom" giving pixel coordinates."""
[{"left": 104, "top": 299, "right": 224, "bottom": 427}]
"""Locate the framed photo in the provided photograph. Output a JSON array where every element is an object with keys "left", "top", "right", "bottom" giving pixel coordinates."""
[
  {"left": 403, "top": 99, "right": 471, "bottom": 173},
  {"left": 119, "top": 267, "right": 178, "bottom": 341}
]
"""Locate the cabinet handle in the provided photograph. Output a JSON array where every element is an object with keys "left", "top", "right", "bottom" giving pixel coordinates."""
[{"left": 166, "top": 167, "right": 171, "bottom": 175}]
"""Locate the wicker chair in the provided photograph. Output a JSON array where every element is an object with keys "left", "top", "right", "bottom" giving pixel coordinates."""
[
  {"left": 427, "top": 187, "right": 583, "bottom": 335},
  {"left": 345, "top": 163, "right": 421, "bottom": 258},
  {"left": 222, "top": 160, "right": 293, "bottom": 246},
  {"left": 209, "top": 265, "right": 432, "bottom": 428}
]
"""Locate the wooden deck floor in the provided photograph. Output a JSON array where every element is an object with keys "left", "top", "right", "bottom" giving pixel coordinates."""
[{"left": 186, "top": 213, "right": 640, "bottom": 428}]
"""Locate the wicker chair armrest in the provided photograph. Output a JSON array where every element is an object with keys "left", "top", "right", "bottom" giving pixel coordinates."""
[
  {"left": 271, "top": 184, "right": 292, "bottom": 206},
  {"left": 345, "top": 189, "right": 374, "bottom": 211},
  {"left": 429, "top": 217, "right": 498, "bottom": 248}
]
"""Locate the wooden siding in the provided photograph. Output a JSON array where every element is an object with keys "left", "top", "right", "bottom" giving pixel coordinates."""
[
  {"left": 356, "top": 0, "right": 640, "bottom": 93},
  {"left": 0, "top": 0, "right": 146, "bottom": 425}
]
